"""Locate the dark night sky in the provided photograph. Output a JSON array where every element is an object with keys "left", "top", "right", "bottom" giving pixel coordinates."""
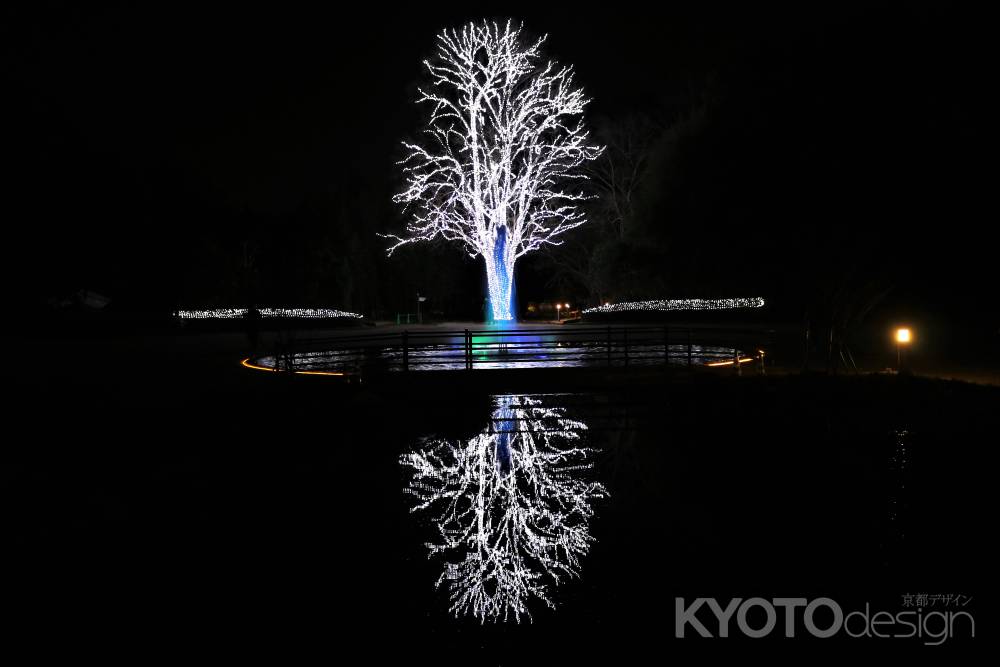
[{"left": 2, "top": 3, "right": 991, "bottom": 322}]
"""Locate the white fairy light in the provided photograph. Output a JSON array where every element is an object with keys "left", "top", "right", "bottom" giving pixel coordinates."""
[
  {"left": 583, "top": 296, "right": 765, "bottom": 315},
  {"left": 175, "top": 308, "right": 362, "bottom": 320},
  {"left": 401, "top": 394, "right": 606, "bottom": 622},
  {"left": 256, "top": 308, "right": 362, "bottom": 319},
  {"left": 175, "top": 308, "right": 249, "bottom": 319},
  {"left": 387, "top": 21, "right": 603, "bottom": 321}
]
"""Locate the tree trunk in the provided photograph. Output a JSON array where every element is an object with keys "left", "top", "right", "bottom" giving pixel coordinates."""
[
  {"left": 485, "top": 227, "right": 516, "bottom": 322},
  {"left": 485, "top": 254, "right": 515, "bottom": 322}
]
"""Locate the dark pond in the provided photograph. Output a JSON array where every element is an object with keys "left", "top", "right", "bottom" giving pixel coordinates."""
[{"left": 7, "top": 372, "right": 989, "bottom": 658}]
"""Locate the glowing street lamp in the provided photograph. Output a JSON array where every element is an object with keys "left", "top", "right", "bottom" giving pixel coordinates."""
[
  {"left": 556, "top": 303, "right": 562, "bottom": 321},
  {"left": 895, "top": 327, "right": 912, "bottom": 372}
]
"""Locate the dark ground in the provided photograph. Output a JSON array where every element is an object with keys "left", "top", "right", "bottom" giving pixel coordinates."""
[{"left": 4, "top": 325, "right": 992, "bottom": 658}]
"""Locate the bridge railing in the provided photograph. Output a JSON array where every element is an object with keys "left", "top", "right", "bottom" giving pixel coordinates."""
[{"left": 261, "top": 325, "right": 774, "bottom": 374}]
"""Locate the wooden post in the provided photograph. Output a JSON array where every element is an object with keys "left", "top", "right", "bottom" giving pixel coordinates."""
[
  {"left": 402, "top": 330, "right": 409, "bottom": 371},
  {"left": 664, "top": 326, "right": 670, "bottom": 365},
  {"left": 465, "top": 329, "right": 471, "bottom": 370},
  {"left": 606, "top": 325, "right": 612, "bottom": 366}
]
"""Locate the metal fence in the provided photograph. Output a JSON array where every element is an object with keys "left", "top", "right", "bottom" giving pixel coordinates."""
[{"left": 256, "top": 325, "right": 773, "bottom": 374}]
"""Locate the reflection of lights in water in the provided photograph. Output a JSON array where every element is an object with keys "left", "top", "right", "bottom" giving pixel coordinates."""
[
  {"left": 880, "top": 427, "right": 912, "bottom": 569},
  {"left": 583, "top": 297, "right": 764, "bottom": 314},
  {"left": 401, "top": 394, "right": 606, "bottom": 622},
  {"left": 887, "top": 428, "right": 909, "bottom": 537}
]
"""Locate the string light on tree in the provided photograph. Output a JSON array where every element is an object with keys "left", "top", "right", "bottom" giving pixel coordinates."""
[
  {"left": 386, "top": 20, "right": 603, "bottom": 322},
  {"left": 583, "top": 297, "right": 765, "bottom": 315},
  {"left": 175, "top": 308, "right": 362, "bottom": 320}
]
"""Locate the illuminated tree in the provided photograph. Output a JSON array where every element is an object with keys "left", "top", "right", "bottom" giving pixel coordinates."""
[
  {"left": 401, "top": 395, "right": 606, "bottom": 622},
  {"left": 387, "top": 21, "right": 603, "bottom": 321}
]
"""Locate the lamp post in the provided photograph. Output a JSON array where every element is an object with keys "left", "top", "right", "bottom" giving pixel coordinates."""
[
  {"left": 895, "top": 327, "right": 911, "bottom": 372},
  {"left": 417, "top": 292, "right": 427, "bottom": 324},
  {"left": 556, "top": 303, "right": 562, "bottom": 321}
]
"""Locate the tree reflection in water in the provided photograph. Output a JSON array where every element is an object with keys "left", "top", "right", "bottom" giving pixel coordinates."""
[{"left": 401, "top": 394, "right": 607, "bottom": 622}]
